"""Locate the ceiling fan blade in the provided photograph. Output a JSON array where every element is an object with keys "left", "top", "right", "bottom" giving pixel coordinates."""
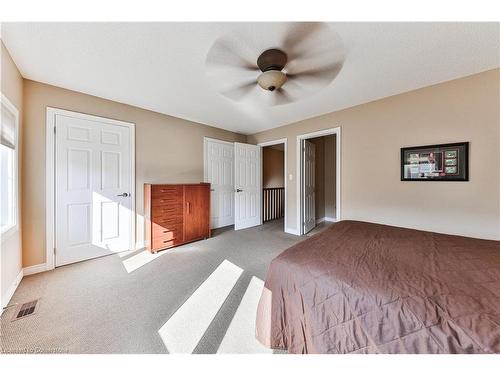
[
  {"left": 282, "top": 22, "right": 345, "bottom": 84},
  {"left": 287, "top": 62, "right": 343, "bottom": 87},
  {"left": 288, "top": 45, "right": 342, "bottom": 67},
  {"left": 206, "top": 37, "right": 259, "bottom": 71},
  {"left": 281, "top": 22, "right": 325, "bottom": 59},
  {"left": 220, "top": 80, "right": 257, "bottom": 101},
  {"left": 287, "top": 62, "right": 343, "bottom": 78},
  {"left": 272, "top": 87, "right": 295, "bottom": 106}
]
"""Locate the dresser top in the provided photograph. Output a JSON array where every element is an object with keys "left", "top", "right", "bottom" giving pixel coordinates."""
[{"left": 144, "top": 182, "right": 209, "bottom": 186}]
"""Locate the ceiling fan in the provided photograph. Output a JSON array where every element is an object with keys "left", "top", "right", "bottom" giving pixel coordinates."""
[{"left": 205, "top": 23, "right": 345, "bottom": 105}]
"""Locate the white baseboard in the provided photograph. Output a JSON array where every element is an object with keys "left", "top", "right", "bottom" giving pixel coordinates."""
[
  {"left": 23, "top": 263, "right": 48, "bottom": 276},
  {"left": 1, "top": 269, "right": 23, "bottom": 310},
  {"left": 285, "top": 227, "right": 301, "bottom": 236}
]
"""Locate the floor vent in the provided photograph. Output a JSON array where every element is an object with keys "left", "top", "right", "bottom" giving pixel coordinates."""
[{"left": 12, "top": 299, "right": 40, "bottom": 321}]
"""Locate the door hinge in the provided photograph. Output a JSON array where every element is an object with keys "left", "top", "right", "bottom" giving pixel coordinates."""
[
  {"left": 54, "top": 126, "right": 56, "bottom": 134},
  {"left": 54, "top": 247, "right": 56, "bottom": 254}
]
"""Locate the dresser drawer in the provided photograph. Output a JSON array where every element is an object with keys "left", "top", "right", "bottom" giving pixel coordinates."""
[
  {"left": 151, "top": 213, "right": 183, "bottom": 226},
  {"left": 151, "top": 198, "right": 182, "bottom": 211},
  {"left": 152, "top": 223, "right": 182, "bottom": 239},
  {"left": 151, "top": 185, "right": 183, "bottom": 197},
  {"left": 151, "top": 205, "right": 183, "bottom": 219},
  {"left": 152, "top": 237, "right": 181, "bottom": 251}
]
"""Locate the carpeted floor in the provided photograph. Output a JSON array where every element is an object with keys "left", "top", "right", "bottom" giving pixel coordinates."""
[{"left": 1, "top": 219, "right": 333, "bottom": 354}]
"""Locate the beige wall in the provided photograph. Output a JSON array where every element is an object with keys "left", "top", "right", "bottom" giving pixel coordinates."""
[
  {"left": 262, "top": 147, "right": 284, "bottom": 188},
  {"left": 1, "top": 41, "right": 23, "bottom": 306},
  {"left": 248, "top": 69, "right": 500, "bottom": 240},
  {"left": 22, "top": 80, "right": 246, "bottom": 267}
]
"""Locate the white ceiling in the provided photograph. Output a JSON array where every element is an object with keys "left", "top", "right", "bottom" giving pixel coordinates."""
[{"left": 2, "top": 22, "right": 499, "bottom": 135}]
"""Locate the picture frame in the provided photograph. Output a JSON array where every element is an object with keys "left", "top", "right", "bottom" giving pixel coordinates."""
[{"left": 400, "top": 142, "right": 469, "bottom": 181}]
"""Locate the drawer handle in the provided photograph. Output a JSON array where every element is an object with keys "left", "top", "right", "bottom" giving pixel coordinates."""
[{"left": 163, "top": 239, "right": 175, "bottom": 243}]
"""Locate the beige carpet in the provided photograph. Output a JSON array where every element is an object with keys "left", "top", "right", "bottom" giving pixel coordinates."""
[{"left": 1, "top": 219, "right": 331, "bottom": 354}]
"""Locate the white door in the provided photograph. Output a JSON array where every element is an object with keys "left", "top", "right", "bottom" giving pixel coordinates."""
[
  {"left": 55, "top": 113, "right": 133, "bottom": 266},
  {"left": 302, "top": 140, "right": 316, "bottom": 234},
  {"left": 204, "top": 138, "right": 234, "bottom": 229},
  {"left": 234, "top": 142, "right": 261, "bottom": 230}
]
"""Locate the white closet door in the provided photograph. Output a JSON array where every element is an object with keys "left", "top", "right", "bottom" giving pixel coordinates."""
[
  {"left": 55, "top": 114, "right": 133, "bottom": 266},
  {"left": 234, "top": 142, "right": 261, "bottom": 230},
  {"left": 303, "top": 140, "right": 316, "bottom": 234},
  {"left": 204, "top": 138, "right": 235, "bottom": 229}
]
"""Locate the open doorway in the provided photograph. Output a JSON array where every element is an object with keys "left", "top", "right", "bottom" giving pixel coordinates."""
[
  {"left": 259, "top": 139, "right": 287, "bottom": 232},
  {"left": 297, "top": 128, "right": 340, "bottom": 235}
]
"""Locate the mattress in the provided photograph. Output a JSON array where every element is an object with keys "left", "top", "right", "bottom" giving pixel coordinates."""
[{"left": 255, "top": 220, "right": 500, "bottom": 353}]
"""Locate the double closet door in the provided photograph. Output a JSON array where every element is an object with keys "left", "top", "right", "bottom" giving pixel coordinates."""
[{"left": 204, "top": 138, "right": 261, "bottom": 231}]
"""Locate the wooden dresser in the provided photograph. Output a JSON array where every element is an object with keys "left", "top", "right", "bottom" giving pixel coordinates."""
[{"left": 144, "top": 183, "right": 210, "bottom": 253}]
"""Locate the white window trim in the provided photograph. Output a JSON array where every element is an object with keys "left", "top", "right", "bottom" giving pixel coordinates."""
[{"left": 0, "top": 93, "right": 20, "bottom": 242}]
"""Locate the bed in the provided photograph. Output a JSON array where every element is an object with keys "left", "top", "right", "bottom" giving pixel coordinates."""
[{"left": 255, "top": 220, "right": 500, "bottom": 353}]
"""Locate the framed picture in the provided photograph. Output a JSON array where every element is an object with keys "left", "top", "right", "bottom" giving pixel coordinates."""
[{"left": 401, "top": 142, "right": 469, "bottom": 181}]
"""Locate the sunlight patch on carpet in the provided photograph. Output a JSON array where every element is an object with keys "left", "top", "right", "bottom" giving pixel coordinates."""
[
  {"left": 158, "top": 259, "right": 243, "bottom": 353},
  {"left": 217, "top": 276, "right": 273, "bottom": 353},
  {"left": 121, "top": 249, "right": 166, "bottom": 273}
]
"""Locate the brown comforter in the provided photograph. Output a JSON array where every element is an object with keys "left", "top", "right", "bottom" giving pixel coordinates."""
[{"left": 255, "top": 220, "right": 500, "bottom": 353}]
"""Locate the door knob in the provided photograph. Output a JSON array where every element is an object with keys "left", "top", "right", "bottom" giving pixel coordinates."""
[
  {"left": 236, "top": 188, "right": 243, "bottom": 193},
  {"left": 117, "top": 193, "right": 129, "bottom": 197}
]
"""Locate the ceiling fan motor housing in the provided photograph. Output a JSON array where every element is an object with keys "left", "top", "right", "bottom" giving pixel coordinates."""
[{"left": 257, "top": 49, "right": 288, "bottom": 91}]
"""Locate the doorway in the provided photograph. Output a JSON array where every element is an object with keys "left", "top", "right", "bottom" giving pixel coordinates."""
[
  {"left": 46, "top": 108, "right": 136, "bottom": 268},
  {"left": 297, "top": 128, "right": 341, "bottom": 235}
]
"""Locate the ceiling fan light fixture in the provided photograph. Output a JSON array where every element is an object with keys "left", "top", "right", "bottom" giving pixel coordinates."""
[{"left": 257, "top": 70, "right": 287, "bottom": 91}]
